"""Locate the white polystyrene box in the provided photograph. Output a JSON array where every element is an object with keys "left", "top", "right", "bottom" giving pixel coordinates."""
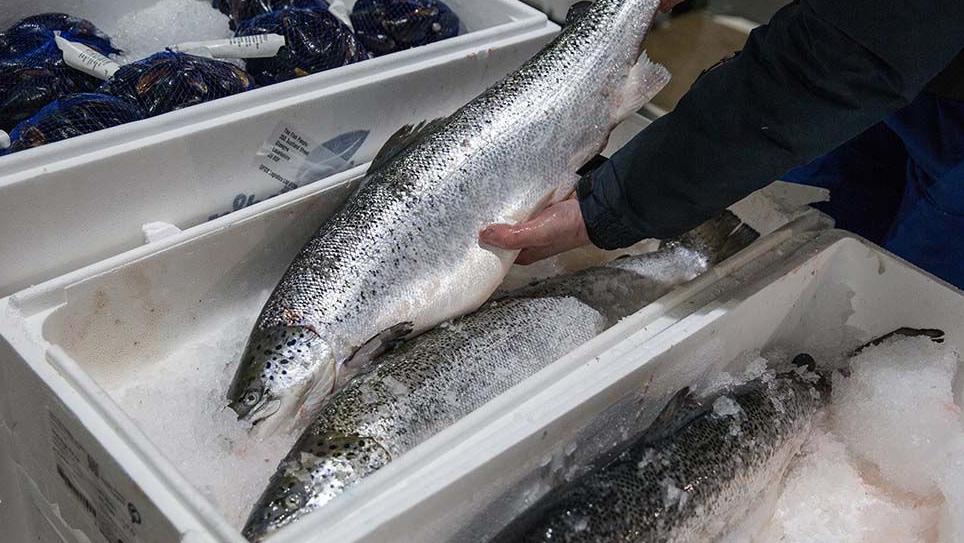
[
  {"left": 0, "top": 170, "right": 830, "bottom": 543},
  {"left": 0, "top": 109, "right": 661, "bottom": 543},
  {"left": 0, "top": 0, "right": 558, "bottom": 297},
  {"left": 0, "top": 420, "right": 32, "bottom": 542},
  {"left": 519, "top": 0, "right": 581, "bottom": 23},
  {"left": 302, "top": 230, "right": 964, "bottom": 543}
]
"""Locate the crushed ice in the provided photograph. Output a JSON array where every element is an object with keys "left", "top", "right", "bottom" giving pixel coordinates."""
[
  {"left": 106, "top": 0, "right": 233, "bottom": 64},
  {"left": 754, "top": 336, "right": 963, "bottom": 542},
  {"left": 712, "top": 395, "right": 745, "bottom": 437},
  {"left": 110, "top": 316, "right": 299, "bottom": 529}
]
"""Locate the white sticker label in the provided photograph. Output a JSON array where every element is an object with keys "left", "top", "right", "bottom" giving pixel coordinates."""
[
  {"left": 205, "top": 125, "right": 368, "bottom": 221},
  {"left": 54, "top": 34, "right": 120, "bottom": 80},
  {"left": 49, "top": 412, "right": 144, "bottom": 543},
  {"left": 170, "top": 33, "right": 286, "bottom": 59},
  {"left": 255, "top": 125, "right": 319, "bottom": 193}
]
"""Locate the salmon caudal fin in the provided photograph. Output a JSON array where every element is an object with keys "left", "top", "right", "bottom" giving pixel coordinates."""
[
  {"left": 616, "top": 52, "right": 671, "bottom": 121},
  {"left": 675, "top": 210, "right": 760, "bottom": 265}
]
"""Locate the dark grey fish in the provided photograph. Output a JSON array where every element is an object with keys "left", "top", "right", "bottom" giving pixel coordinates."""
[
  {"left": 503, "top": 211, "right": 758, "bottom": 325},
  {"left": 494, "top": 361, "right": 826, "bottom": 543},
  {"left": 241, "top": 212, "right": 757, "bottom": 541},
  {"left": 227, "top": 0, "right": 670, "bottom": 437}
]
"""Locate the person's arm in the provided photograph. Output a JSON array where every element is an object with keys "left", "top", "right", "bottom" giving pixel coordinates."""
[{"left": 483, "top": 0, "right": 964, "bottom": 259}]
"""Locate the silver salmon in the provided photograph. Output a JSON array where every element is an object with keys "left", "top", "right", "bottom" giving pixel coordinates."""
[
  {"left": 227, "top": 0, "right": 670, "bottom": 435},
  {"left": 240, "top": 213, "right": 755, "bottom": 541}
]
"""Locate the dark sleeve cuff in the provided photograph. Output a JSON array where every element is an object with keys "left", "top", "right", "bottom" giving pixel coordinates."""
[{"left": 577, "top": 161, "right": 648, "bottom": 250}]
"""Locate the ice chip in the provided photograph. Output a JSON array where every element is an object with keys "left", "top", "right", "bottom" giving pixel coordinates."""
[{"left": 712, "top": 395, "right": 743, "bottom": 418}]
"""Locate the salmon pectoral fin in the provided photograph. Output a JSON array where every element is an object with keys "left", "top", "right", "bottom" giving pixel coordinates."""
[
  {"left": 339, "top": 322, "right": 416, "bottom": 386},
  {"left": 616, "top": 51, "right": 671, "bottom": 122}
]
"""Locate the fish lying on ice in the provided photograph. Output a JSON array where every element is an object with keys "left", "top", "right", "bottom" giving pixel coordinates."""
[
  {"left": 241, "top": 212, "right": 756, "bottom": 541},
  {"left": 227, "top": 0, "right": 671, "bottom": 436},
  {"left": 494, "top": 356, "right": 826, "bottom": 543}
]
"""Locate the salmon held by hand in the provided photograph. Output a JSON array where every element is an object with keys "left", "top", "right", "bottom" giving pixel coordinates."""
[{"left": 227, "top": 0, "right": 671, "bottom": 436}]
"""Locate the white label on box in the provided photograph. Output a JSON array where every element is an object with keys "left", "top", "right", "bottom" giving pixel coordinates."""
[
  {"left": 48, "top": 412, "right": 143, "bottom": 543},
  {"left": 54, "top": 34, "right": 120, "bottom": 80},
  {"left": 255, "top": 124, "right": 315, "bottom": 193},
  {"left": 170, "top": 34, "right": 286, "bottom": 59},
  {"left": 206, "top": 125, "right": 368, "bottom": 221}
]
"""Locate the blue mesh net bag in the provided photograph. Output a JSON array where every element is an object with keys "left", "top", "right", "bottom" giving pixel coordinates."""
[
  {"left": 99, "top": 52, "right": 256, "bottom": 117},
  {"left": 213, "top": 0, "right": 330, "bottom": 28},
  {"left": 235, "top": 7, "right": 370, "bottom": 85},
  {"left": 0, "top": 13, "right": 118, "bottom": 60},
  {"left": 3, "top": 93, "right": 144, "bottom": 155},
  {"left": 0, "top": 13, "right": 120, "bottom": 132},
  {"left": 349, "top": 0, "right": 460, "bottom": 57}
]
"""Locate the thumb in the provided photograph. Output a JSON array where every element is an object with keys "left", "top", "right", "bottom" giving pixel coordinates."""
[
  {"left": 480, "top": 222, "right": 536, "bottom": 250},
  {"left": 480, "top": 198, "right": 586, "bottom": 252}
]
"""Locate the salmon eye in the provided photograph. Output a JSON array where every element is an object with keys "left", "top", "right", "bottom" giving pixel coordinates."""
[
  {"left": 243, "top": 390, "right": 262, "bottom": 407},
  {"left": 283, "top": 492, "right": 304, "bottom": 510}
]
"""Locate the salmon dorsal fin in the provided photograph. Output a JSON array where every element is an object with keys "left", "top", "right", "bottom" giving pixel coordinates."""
[
  {"left": 640, "top": 387, "right": 706, "bottom": 444},
  {"left": 369, "top": 118, "right": 448, "bottom": 173},
  {"left": 565, "top": 1, "right": 595, "bottom": 27}
]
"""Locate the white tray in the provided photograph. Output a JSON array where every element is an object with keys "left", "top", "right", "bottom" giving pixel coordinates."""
[
  {"left": 0, "top": 0, "right": 557, "bottom": 297},
  {"left": 0, "top": 166, "right": 830, "bottom": 543}
]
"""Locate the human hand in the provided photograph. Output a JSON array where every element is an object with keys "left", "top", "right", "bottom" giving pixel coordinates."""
[{"left": 480, "top": 196, "right": 592, "bottom": 266}]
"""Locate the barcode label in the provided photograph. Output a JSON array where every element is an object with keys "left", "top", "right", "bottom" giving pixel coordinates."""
[
  {"left": 55, "top": 34, "right": 120, "bottom": 80},
  {"left": 170, "top": 33, "right": 285, "bottom": 59},
  {"left": 49, "top": 412, "right": 143, "bottom": 543}
]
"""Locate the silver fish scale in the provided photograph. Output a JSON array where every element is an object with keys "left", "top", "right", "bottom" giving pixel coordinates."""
[
  {"left": 302, "top": 296, "right": 606, "bottom": 458},
  {"left": 502, "top": 375, "right": 822, "bottom": 543},
  {"left": 252, "top": 0, "right": 663, "bottom": 362}
]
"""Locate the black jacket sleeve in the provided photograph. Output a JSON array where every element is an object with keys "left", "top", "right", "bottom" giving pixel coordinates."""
[{"left": 579, "top": 0, "right": 964, "bottom": 249}]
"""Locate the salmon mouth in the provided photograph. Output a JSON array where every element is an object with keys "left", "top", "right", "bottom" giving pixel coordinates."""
[{"left": 243, "top": 398, "right": 283, "bottom": 427}]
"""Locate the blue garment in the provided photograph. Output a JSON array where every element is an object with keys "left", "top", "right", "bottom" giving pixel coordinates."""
[{"left": 784, "top": 93, "right": 964, "bottom": 288}]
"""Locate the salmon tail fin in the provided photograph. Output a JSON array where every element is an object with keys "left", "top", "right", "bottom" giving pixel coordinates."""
[{"left": 675, "top": 210, "right": 760, "bottom": 265}]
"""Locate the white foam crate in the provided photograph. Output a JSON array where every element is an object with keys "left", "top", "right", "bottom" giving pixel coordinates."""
[
  {"left": 0, "top": 0, "right": 557, "bottom": 297},
  {"left": 0, "top": 146, "right": 831, "bottom": 543},
  {"left": 519, "top": 0, "right": 580, "bottom": 23},
  {"left": 304, "top": 229, "right": 964, "bottom": 543},
  {"left": 0, "top": 420, "right": 32, "bottom": 542},
  {"left": 0, "top": 107, "right": 654, "bottom": 543}
]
